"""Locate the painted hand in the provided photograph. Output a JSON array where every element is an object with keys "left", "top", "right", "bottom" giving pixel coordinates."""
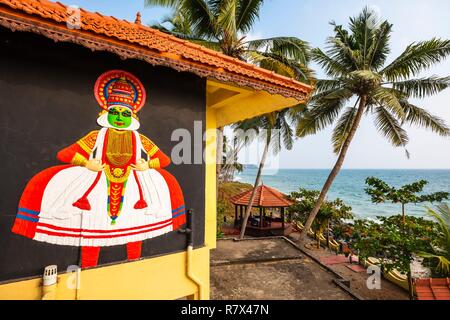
[
  {"left": 131, "top": 158, "right": 149, "bottom": 171},
  {"left": 85, "top": 159, "right": 105, "bottom": 172}
]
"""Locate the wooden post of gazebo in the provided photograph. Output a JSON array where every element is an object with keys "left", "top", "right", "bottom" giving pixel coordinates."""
[
  {"left": 259, "top": 207, "right": 263, "bottom": 228},
  {"left": 229, "top": 185, "right": 294, "bottom": 237}
]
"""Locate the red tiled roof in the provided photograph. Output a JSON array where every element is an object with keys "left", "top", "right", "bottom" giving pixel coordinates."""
[
  {"left": 0, "top": 0, "right": 312, "bottom": 101},
  {"left": 230, "top": 185, "right": 293, "bottom": 208},
  {"left": 415, "top": 278, "right": 450, "bottom": 300}
]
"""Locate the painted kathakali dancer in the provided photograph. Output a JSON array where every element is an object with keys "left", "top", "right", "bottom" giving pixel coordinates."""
[{"left": 12, "top": 70, "right": 186, "bottom": 268}]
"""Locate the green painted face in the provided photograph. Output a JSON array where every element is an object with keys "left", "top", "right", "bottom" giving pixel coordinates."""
[{"left": 107, "top": 107, "right": 132, "bottom": 129}]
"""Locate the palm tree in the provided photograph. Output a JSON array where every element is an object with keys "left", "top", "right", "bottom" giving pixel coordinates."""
[
  {"left": 151, "top": 8, "right": 194, "bottom": 36},
  {"left": 297, "top": 7, "right": 450, "bottom": 243},
  {"left": 145, "top": 0, "right": 312, "bottom": 77},
  {"left": 233, "top": 107, "right": 303, "bottom": 239},
  {"left": 419, "top": 204, "right": 450, "bottom": 276}
]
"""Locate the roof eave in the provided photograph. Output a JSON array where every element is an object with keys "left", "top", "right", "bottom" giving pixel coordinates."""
[{"left": 0, "top": 2, "right": 313, "bottom": 102}]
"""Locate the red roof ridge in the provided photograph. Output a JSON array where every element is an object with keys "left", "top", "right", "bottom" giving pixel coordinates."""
[{"left": 415, "top": 278, "right": 450, "bottom": 300}]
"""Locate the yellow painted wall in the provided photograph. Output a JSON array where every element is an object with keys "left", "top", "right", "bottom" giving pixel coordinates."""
[
  {"left": 0, "top": 247, "right": 210, "bottom": 300},
  {"left": 216, "top": 92, "right": 301, "bottom": 127},
  {"left": 207, "top": 79, "right": 305, "bottom": 128},
  {"left": 204, "top": 105, "right": 217, "bottom": 249}
]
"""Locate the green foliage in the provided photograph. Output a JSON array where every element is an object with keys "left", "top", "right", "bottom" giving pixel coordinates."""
[
  {"left": 232, "top": 107, "right": 304, "bottom": 157},
  {"left": 365, "top": 177, "right": 449, "bottom": 211},
  {"left": 351, "top": 215, "right": 439, "bottom": 275},
  {"left": 418, "top": 204, "right": 450, "bottom": 276},
  {"left": 217, "top": 181, "right": 253, "bottom": 219},
  {"left": 146, "top": 0, "right": 313, "bottom": 82},
  {"left": 216, "top": 198, "right": 227, "bottom": 238},
  {"left": 288, "top": 188, "right": 353, "bottom": 233},
  {"left": 297, "top": 7, "right": 450, "bottom": 154}
]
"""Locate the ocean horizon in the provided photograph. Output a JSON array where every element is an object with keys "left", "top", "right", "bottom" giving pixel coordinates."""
[{"left": 235, "top": 168, "right": 450, "bottom": 219}]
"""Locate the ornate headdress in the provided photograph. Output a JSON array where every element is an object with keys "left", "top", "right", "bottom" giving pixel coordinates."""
[{"left": 94, "top": 70, "right": 147, "bottom": 130}]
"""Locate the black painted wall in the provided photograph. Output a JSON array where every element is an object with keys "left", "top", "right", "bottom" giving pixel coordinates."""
[{"left": 0, "top": 27, "right": 206, "bottom": 282}]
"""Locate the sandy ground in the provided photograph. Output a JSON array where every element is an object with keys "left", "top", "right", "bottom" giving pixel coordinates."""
[{"left": 210, "top": 238, "right": 354, "bottom": 300}]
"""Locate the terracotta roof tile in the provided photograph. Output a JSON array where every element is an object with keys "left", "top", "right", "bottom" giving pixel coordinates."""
[
  {"left": 230, "top": 185, "right": 293, "bottom": 208},
  {"left": 0, "top": 0, "right": 313, "bottom": 100},
  {"left": 415, "top": 278, "right": 450, "bottom": 300}
]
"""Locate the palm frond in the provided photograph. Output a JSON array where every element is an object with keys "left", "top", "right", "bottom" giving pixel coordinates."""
[
  {"left": 417, "top": 252, "right": 450, "bottom": 275},
  {"left": 236, "top": 0, "right": 264, "bottom": 33},
  {"left": 245, "top": 51, "right": 297, "bottom": 78},
  {"left": 190, "top": 39, "right": 222, "bottom": 50},
  {"left": 332, "top": 106, "right": 357, "bottom": 154},
  {"left": 287, "top": 104, "right": 308, "bottom": 123},
  {"left": 313, "top": 87, "right": 353, "bottom": 101},
  {"left": 367, "top": 20, "right": 392, "bottom": 69},
  {"left": 434, "top": 203, "right": 450, "bottom": 229},
  {"left": 427, "top": 205, "right": 450, "bottom": 249},
  {"left": 247, "top": 37, "right": 310, "bottom": 64},
  {"left": 372, "top": 87, "right": 405, "bottom": 120},
  {"left": 150, "top": 23, "right": 204, "bottom": 41},
  {"left": 311, "top": 48, "right": 349, "bottom": 77},
  {"left": 278, "top": 112, "right": 295, "bottom": 151},
  {"left": 374, "top": 106, "right": 409, "bottom": 147},
  {"left": 327, "top": 37, "right": 360, "bottom": 70},
  {"left": 147, "top": 0, "right": 216, "bottom": 37},
  {"left": 418, "top": 204, "right": 450, "bottom": 275},
  {"left": 400, "top": 101, "right": 450, "bottom": 136},
  {"left": 296, "top": 96, "right": 347, "bottom": 137},
  {"left": 314, "top": 79, "right": 345, "bottom": 94},
  {"left": 182, "top": 0, "right": 216, "bottom": 37},
  {"left": 232, "top": 116, "right": 263, "bottom": 147},
  {"left": 391, "top": 76, "right": 450, "bottom": 99},
  {"left": 217, "top": 0, "right": 238, "bottom": 37},
  {"left": 245, "top": 50, "right": 313, "bottom": 81},
  {"left": 348, "top": 6, "right": 381, "bottom": 65},
  {"left": 381, "top": 38, "right": 450, "bottom": 80}
]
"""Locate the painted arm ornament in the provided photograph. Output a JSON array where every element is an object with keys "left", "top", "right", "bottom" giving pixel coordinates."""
[{"left": 70, "top": 153, "right": 104, "bottom": 172}]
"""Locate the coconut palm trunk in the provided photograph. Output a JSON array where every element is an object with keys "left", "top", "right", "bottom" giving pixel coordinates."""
[
  {"left": 402, "top": 203, "right": 406, "bottom": 224},
  {"left": 301, "top": 96, "right": 367, "bottom": 243},
  {"left": 239, "top": 131, "right": 271, "bottom": 239}
]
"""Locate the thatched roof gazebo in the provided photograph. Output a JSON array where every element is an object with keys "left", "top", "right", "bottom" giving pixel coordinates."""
[{"left": 230, "top": 185, "right": 294, "bottom": 237}]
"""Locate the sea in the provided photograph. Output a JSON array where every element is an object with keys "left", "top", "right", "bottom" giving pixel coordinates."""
[{"left": 235, "top": 168, "right": 450, "bottom": 220}]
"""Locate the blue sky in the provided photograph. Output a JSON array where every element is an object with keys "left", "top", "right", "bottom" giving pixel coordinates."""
[{"left": 59, "top": 1, "right": 450, "bottom": 169}]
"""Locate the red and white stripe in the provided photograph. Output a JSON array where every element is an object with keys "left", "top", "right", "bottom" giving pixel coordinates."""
[{"left": 35, "top": 218, "right": 173, "bottom": 239}]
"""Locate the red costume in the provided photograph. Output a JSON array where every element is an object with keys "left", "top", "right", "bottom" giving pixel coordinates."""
[{"left": 12, "top": 70, "right": 186, "bottom": 268}]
